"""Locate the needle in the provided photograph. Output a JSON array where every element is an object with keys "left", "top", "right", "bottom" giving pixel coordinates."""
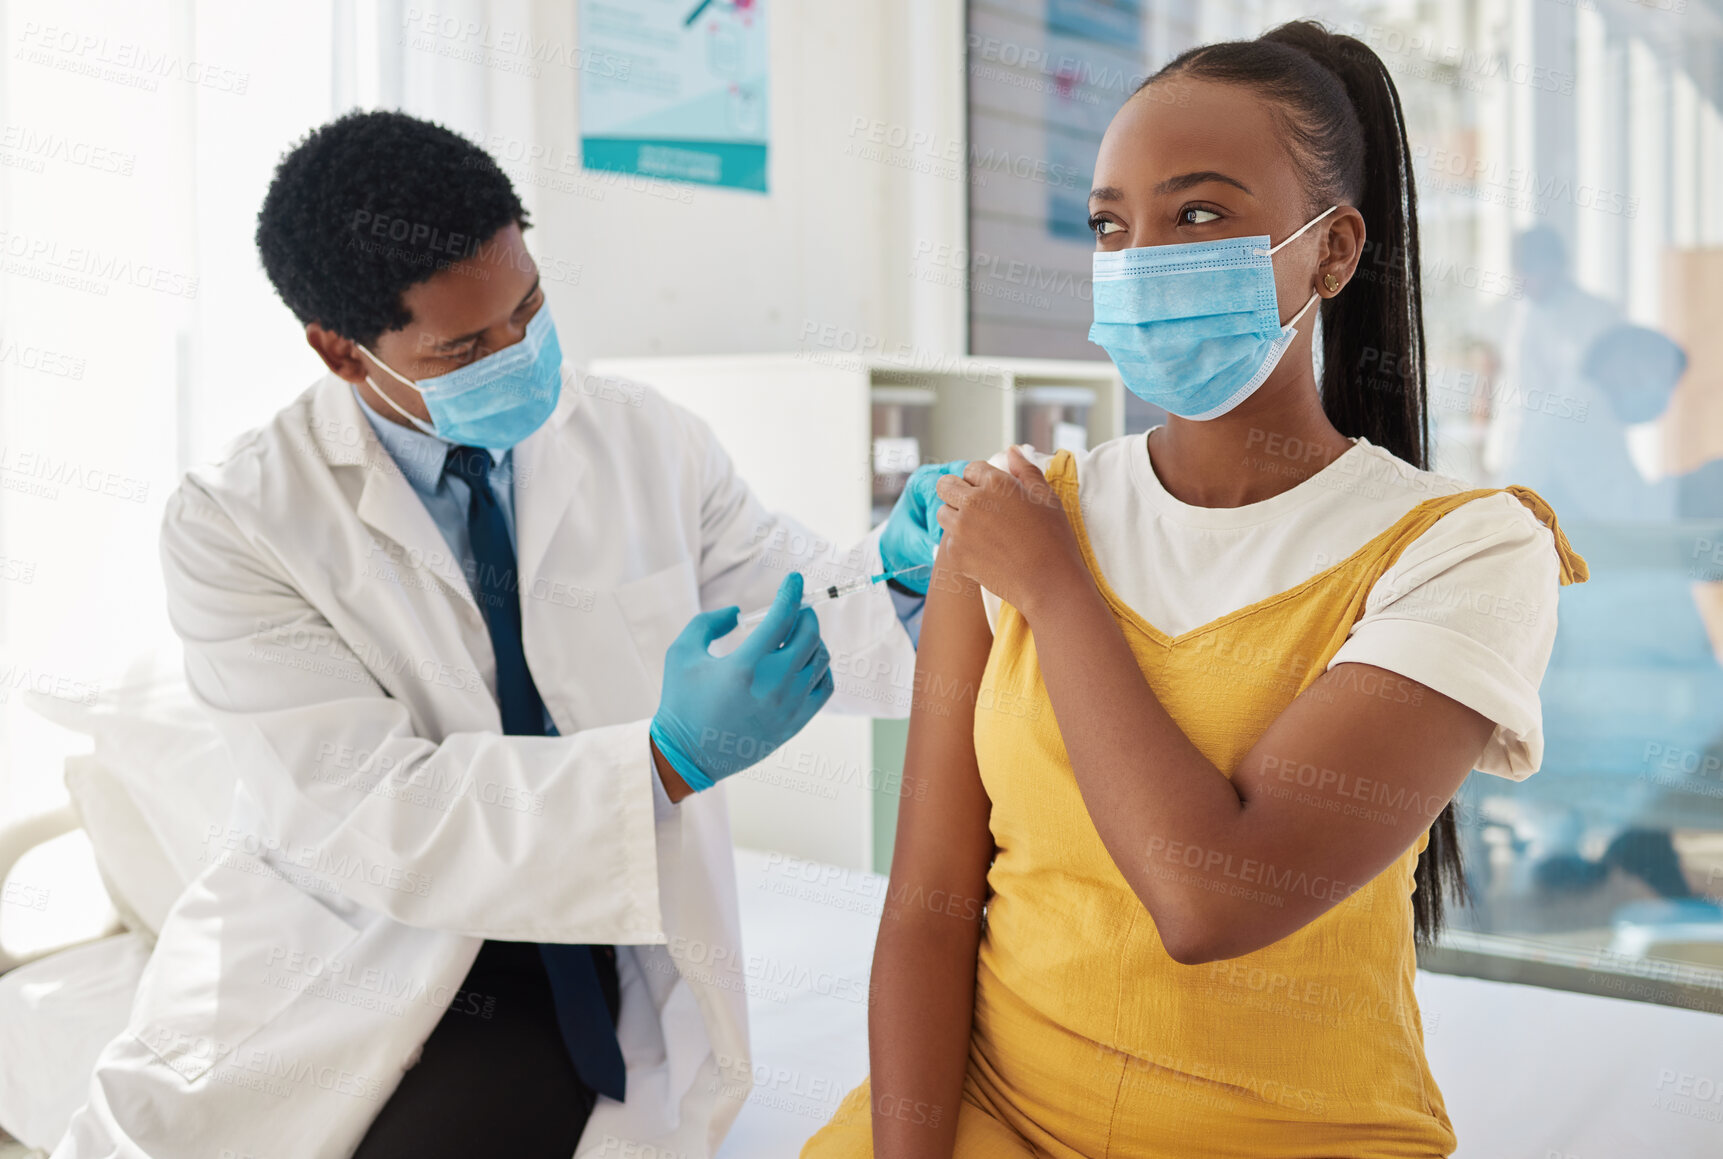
[{"left": 737, "top": 563, "right": 933, "bottom": 627}]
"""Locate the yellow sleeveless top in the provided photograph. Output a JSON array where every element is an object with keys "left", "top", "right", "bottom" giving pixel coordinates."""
[{"left": 804, "top": 450, "right": 1587, "bottom": 1159}]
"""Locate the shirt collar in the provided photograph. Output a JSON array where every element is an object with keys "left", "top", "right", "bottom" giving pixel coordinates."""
[{"left": 351, "top": 383, "right": 506, "bottom": 494}]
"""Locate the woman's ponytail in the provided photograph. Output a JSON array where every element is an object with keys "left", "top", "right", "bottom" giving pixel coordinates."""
[
  {"left": 1145, "top": 23, "right": 1461, "bottom": 942},
  {"left": 1266, "top": 23, "right": 1430, "bottom": 471}
]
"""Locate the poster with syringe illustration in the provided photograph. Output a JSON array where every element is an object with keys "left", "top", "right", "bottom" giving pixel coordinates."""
[{"left": 579, "top": 0, "right": 769, "bottom": 193}]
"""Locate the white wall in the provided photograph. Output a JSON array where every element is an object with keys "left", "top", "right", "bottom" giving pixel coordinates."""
[{"left": 523, "top": 0, "right": 968, "bottom": 366}]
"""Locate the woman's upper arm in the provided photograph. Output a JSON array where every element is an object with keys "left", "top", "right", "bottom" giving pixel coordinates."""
[
  {"left": 1223, "top": 495, "right": 1566, "bottom": 911},
  {"left": 1328, "top": 491, "right": 1562, "bottom": 778},
  {"left": 885, "top": 543, "right": 996, "bottom": 923}
]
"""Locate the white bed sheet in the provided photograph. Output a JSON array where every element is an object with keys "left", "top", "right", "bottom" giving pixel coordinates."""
[
  {"left": 717, "top": 848, "right": 879, "bottom": 1157},
  {"left": 0, "top": 934, "right": 152, "bottom": 1152}
]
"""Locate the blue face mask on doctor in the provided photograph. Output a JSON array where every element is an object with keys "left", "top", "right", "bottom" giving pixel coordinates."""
[
  {"left": 358, "top": 305, "right": 563, "bottom": 449},
  {"left": 1089, "top": 205, "right": 1337, "bottom": 421}
]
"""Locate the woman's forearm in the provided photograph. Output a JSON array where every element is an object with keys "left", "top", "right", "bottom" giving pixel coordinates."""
[{"left": 867, "top": 902, "right": 984, "bottom": 1158}]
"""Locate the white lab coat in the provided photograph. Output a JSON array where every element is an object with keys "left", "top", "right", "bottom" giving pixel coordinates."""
[{"left": 54, "top": 368, "right": 914, "bottom": 1158}]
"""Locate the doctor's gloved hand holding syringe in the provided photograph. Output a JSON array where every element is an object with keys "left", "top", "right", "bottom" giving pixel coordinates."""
[
  {"left": 647, "top": 459, "right": 964, "bottom": 799},
  {"left": 649, "top": 572, "right": 835, "bottom": 797}
]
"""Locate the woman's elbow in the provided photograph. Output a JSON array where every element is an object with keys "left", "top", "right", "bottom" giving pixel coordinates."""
[
  {"left": 1140, "top": 899, "right": 1223, "bottom": 965},
  {"left": 1159, "top": 928, "right": 1226, "bottom": 967},
  {"left": 1129, "top": 876, "right": 1295, "bottom": 964},
  {"left": 1149, "top": 903, "right": 1279, "bottom": 966}
]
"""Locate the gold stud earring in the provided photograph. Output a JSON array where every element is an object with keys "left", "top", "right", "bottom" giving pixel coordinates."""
[{"left": 1323, "top": 273, "right": 1340, "bottom": 293}]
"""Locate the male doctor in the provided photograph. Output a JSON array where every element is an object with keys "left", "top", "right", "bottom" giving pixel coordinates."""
[{"left": 56, "top": 110, "right": 956, "bottom": 1158}]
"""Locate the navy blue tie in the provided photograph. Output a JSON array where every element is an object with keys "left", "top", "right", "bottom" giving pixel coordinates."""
[{"left": 443, "top": 445, "right": 627, "bottom": 1103}]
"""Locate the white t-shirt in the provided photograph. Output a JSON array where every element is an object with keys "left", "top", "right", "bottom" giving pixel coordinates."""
[{"left": 980, "top": 431, "right": 1563, "bottom": 780}]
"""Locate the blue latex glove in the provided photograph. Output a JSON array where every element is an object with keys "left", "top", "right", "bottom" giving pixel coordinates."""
[
  {"left": 879, "top": 460, "right": 969, "bottom": 595},
  {"left": 649, "top": 572, "right": 835, "bottom": 791}
]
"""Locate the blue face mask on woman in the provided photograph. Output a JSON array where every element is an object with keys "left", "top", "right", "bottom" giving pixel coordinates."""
[
  {"left": 1089, "top": 205, "right": 1337, "bottom": 420},
  {"left": 359, "top": 305, "right": 563, "bottom": 448}
]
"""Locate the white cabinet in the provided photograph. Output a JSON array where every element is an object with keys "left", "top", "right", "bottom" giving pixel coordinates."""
[{"left": 591, "top": 352, "right": 1124, "bottom": 870}]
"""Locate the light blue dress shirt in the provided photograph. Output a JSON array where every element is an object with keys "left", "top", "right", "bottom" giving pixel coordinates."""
[
  {"left": 890, "top": 584, "right": 925, "bottom": 647},
  {"left": 350, "top": 385, "right": 679, "bottom": 815}
]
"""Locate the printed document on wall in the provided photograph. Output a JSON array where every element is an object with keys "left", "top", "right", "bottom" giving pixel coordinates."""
[{"left": 579, "top": 0, "right": 769, "bottom": 193}]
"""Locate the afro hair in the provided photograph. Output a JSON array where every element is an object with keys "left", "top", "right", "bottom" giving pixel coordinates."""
[{"left": 255, "top": 109, "right": 528, "bottom": 346}]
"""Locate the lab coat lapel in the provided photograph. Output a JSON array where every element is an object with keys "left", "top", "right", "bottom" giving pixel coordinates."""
[
  {"left": 513, "top": 367, "right": 598, "bottom": 735},
  {"left": 354, "top": 474, "right": 483, "bottom": 616},
  {"left": 513, "top": 365, "right": 589, "bottom": 593},
  {"left": 309, "top": 375, "right": 481, "bottom": 616}
]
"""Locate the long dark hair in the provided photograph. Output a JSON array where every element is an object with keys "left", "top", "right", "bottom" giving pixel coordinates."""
[{"left": 1141, "top": 24, "right": 1460, "bottom": 941}]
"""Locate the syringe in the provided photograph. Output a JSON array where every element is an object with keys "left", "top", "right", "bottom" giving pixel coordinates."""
[{"left": 737, "top": 563, "right": 932, "bottom": 628}]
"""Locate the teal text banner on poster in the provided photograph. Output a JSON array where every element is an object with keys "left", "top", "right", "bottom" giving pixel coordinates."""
[{"left": 578, "top": 0, "right": 769, "bottom": 194}]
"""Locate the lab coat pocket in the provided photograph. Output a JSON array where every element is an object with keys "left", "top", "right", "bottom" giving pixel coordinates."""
[
  {"left": 129, "top": 851, "right": 362, "bottom": 1084},
  {"left": 614, "top": 557, "right": 701, "bottom": 697}
]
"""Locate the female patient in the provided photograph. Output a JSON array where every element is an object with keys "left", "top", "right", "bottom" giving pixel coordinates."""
[{"left": 803, "top": 21, "right": 1586, "bottom": 1159}]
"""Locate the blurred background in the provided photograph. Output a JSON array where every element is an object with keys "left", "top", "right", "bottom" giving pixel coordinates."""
[{"left": 2, "top": 0, "right": 1721, "bottom": 1066}]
